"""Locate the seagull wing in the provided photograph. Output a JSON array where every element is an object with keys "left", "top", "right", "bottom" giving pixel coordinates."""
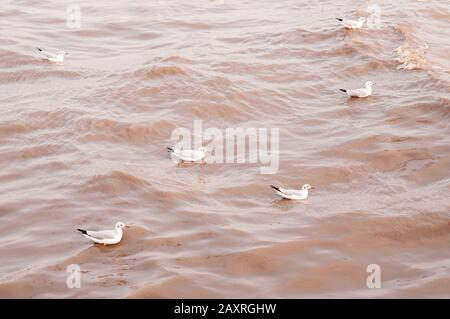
[
  {"left": 37, "top": 48, "right": 58, "bottom": 59},
  {"left": 85, "top": 229, "right": 116, "bottom": 240},
  {"left": 348, "top": 20, "right": 358, "bottom": 27},
  {"left": 176, "top": 149, "right": 194, "bottom": 157},
  {"left": 279, "top": 188, "right": 304, "bottom": 197},
  {"left": 347, "top": 88, "right": 367, "bottom": 97},
  {"left": 175, "top": 149, "right": 202, "bottom": 161},
  {"left": 344, "top": 19, "right": 360, "bottom": 28}
]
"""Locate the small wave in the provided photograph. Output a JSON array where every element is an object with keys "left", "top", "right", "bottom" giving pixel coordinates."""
[
  {"left": 134, "top": 65, "right": 187, "bottom": 80},
  {"left": 19, "top": 144, "right": 62, "bottom": 160},
  {"left": 394, "top": 26, "right": 430, "bottom": 70},
  {"left": 78, "top": 118, "right": 176, "bottom": 144},
  {"left": 0, "top": 50, "right": 38, "bottom": 68},
  {"left": 0, "top": 69, "right": 80, "bottom": 84},
  {"left": 81, "top": 170, "right": 151, "bottom": 194}
]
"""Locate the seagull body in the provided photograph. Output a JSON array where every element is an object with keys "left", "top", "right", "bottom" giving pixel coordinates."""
[
  {"left": 77, "top": 222, "right": 129, "bottom": 245},
  {"left": 336, "top": 17, "right": 365, "bottom": 29},
  {"left": 340, "top": 81, "right": 374, "bottom": 98},
  {"left": 167, "top": 146, "right": 207, "bottom": 162},
  {"left": 36, "top": 47, "right": 67, "bottom": 63},
  {"left": 270, "top": 184, "right": 314, "bottom": 200}
]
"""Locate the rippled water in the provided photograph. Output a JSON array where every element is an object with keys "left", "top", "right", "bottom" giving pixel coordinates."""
[{"left": 0, "top": 0, "right": 449, "bottom": 298}]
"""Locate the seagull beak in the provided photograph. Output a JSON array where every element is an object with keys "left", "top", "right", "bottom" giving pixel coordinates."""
[
  {"left": 125, "top": 225, "right": 130, "bottom": 228},
  {"left": 311, "top": 186, "right": 316, "bottom": 189}
]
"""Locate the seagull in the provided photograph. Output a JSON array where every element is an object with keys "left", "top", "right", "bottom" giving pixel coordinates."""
[
  {"left": 336, "top": 17, "right": 365, "bottom": 29},
  {"left": 340, "top": 81, "right": 374, "bottom": 98},
  {"left": 270, "top": 184, "right": 314, "bottom": 200},
  {"left": 77, "top": 222, "right": 129, "bottom": 245},
  {"left": 36, "top": 47, "right": 67, "bottom": 63},
  {"left": 167, "top": 146, "right": 208, "bottom": 162}
]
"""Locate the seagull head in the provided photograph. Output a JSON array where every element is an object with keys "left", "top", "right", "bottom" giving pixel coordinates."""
[
  {"left": 365, "top": 81, "right": 374, "bottom": 87},
  {"left": 115, "top": 222, "right": 129, "bottom": 229},
  {"left": 302, "top": 184, "right": 315, "bottom": 190},
  {"left": 359, "top": 17, "right": 366, "bottom": 23},
  {"left": 198, "top": 146, "right": 208, "bottom": 153},
  {"left": 59, "top": 51, "right": 67, "bottom": 56}
]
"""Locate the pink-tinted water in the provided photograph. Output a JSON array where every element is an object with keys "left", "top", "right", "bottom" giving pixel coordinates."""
[{"left": 0, "top": 0, "right": 449, "bottom": 298}]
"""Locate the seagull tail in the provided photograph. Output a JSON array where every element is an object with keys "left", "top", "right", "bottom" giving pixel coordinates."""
[
  {"left": 167, "top": 147, "right": 174, "bottom": 153},
  {"left": 336, "top": 18, "right": 343, "bottom": 21},
  {"left": 270, "top": 185, "right": 281, "bottom": 192},
  {"left": 77, "top": 228, "right": 87, "bottom": 235},
  {"left": 340, "top": 89, "right": 347, "bottom": 93}
]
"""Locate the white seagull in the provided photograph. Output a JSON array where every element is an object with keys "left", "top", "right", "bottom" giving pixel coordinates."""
[
  {"left": 270, "top": 184, "right": 314, "bottom": 200},
  {"left": 340, "top": 81, "right": 374, "bottom": 98},
  {"left": 336, "top": 17, "right": 365, "bottom": 29},
  {"left": 36, "top": 47, "right": 67, "bottom": 63},
  {"left": 167, "top": 146, "right": 208, "bottom": 162},
  {"left": 77, "top": 222, "right": 129, "bottom": 245}
]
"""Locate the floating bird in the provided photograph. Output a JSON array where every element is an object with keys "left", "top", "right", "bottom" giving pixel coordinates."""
[
  {"left": 336, "top": 17, "right": 365, "bottom": 29},
  {"left": 77, "top": 222, "right": 129, "bottom": 245},
  {"left": 340, "top": 81, "right": 374, "bottom": 98},
  {"left": 270, "top": 184, "right": 314, "bottom": 200},
  {"left": 36, "top": 47, "right": 67, "bottom": 63},
  {"left": 167, "top": 146, "right": 208, "bottom": 162}
]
